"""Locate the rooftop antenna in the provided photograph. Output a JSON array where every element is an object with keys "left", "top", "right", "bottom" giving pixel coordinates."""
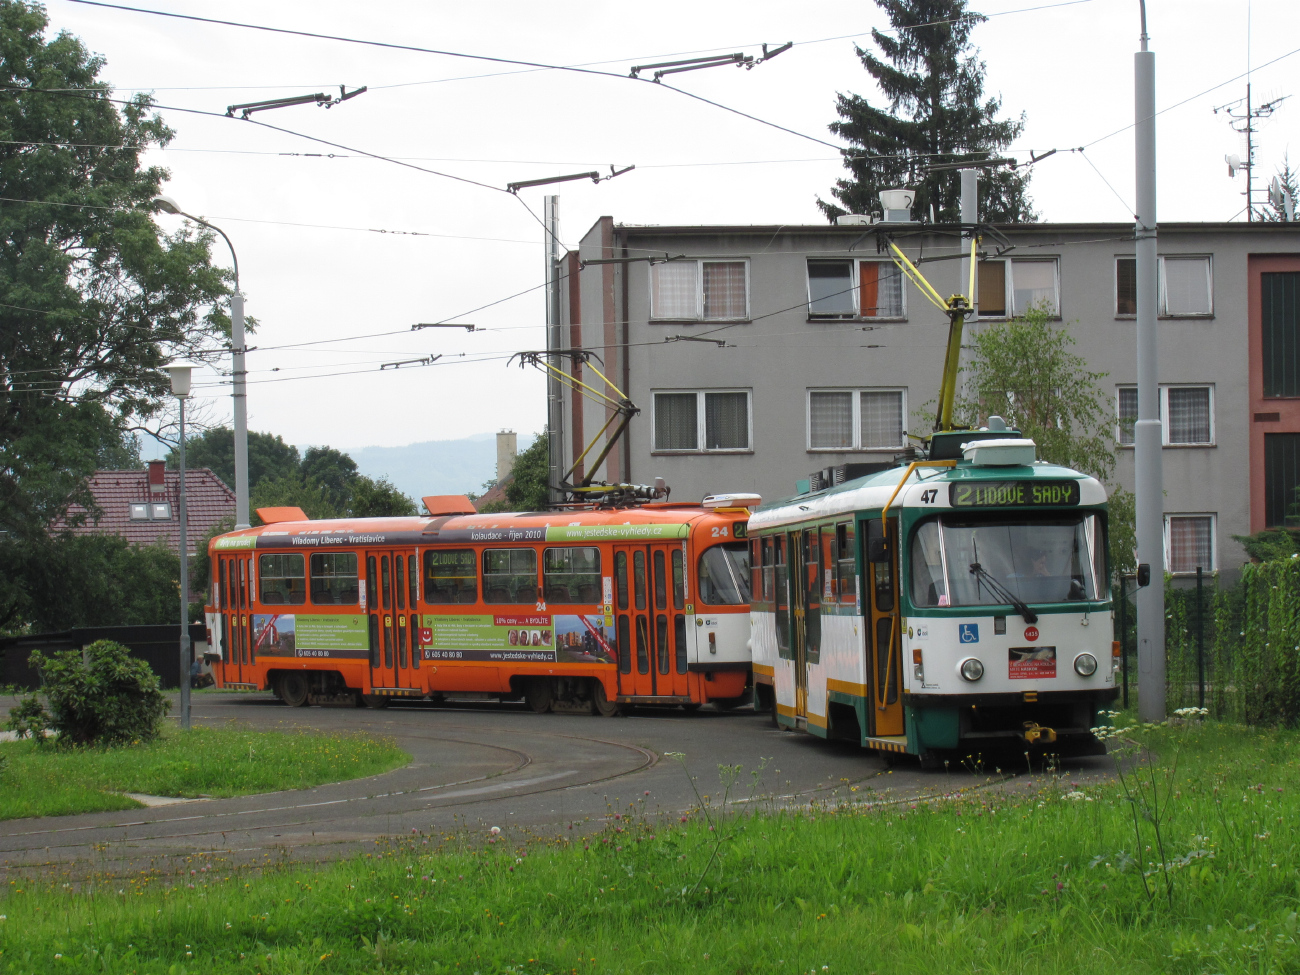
[{"left": 1214, "top": 0, "right": 1289, "bottom": 220}]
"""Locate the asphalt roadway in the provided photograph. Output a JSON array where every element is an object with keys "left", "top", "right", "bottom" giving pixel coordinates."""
[{"left": 0, "top": 692, "right": 1112, "bottom": 878}]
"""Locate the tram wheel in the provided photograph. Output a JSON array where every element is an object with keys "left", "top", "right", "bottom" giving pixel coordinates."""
[
  {"left": 712, "top": 695, "right": 745, "bottom": 712},
  {"left": 361, "top": 694, "right": 390, "bottom": 709},
  {"left": 279, "top": 672, "right": 309, "bottom": 708},
  {"left": 525, "top": 678, "right": 553, "bottom": 713},
  {"left": 592, "top": 680, "right": 620, "bottom": 717},
  {"left": 680, "top": 702, "right": 702, "bottom": 713}
]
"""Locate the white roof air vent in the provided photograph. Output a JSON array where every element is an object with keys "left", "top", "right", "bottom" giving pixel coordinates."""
[
  {"left": 961, "top": 438, "right": 1037, "bottom": 466},
  {"left": 702, "top": 493, "right": 762, "bottom": 509},
  {"left": 836, "top": 214, "right": 873, "bottom": 226},
  {"left": 878, "top": 188, "right": 916, "bottom": 223}
]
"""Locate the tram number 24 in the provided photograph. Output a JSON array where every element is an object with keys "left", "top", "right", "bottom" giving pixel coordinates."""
[{"left": 711, "top": 524, "right": 747, "bottom": 538}]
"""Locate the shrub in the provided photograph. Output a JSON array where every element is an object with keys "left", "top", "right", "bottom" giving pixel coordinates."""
[
  {"left": 5, "top": 695, "right": 50, "bottom": 742},
  {"left": 11, "top": 640, "right": 170, "bottom": 746}
]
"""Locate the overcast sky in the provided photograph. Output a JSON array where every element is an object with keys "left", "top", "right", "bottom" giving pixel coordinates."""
[{"left": 46, "top": 0, "right": 1299, "bottom": 452}]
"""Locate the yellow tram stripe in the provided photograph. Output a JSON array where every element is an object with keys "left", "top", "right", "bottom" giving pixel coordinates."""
[{"left": 826, "top": 678, "right": 867, "bottom": 697}]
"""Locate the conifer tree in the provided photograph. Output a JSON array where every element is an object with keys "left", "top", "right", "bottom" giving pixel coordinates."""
[{"left": 821, "top": 0, "right": 1034, "bottom": 223}]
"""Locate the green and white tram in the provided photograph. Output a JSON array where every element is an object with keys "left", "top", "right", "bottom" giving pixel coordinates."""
[{"left": 747, "top": 427, "right": 1119, "bottom": 762}]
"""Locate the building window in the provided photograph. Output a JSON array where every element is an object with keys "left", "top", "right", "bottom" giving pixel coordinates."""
[
  {"left": 129, "top": 501, "right": 172, "bottom": 520},
  {"left": 1115, "top": 256, "right": 1213, "bottom": 318},
  {"left": 978, "top": 258, "right": 1059, "bottom": 318},
  {"left": 653, "top": 390, "right": 751, "bottom": 452},
  {"left": 1116, "top": 385, "right": 1213, "bottom": 446},
  {"left": 1262, "top": 271, "right": 1300, "bottom": 397},
  {"left": 650, "top": 260, "right": 748, "bottom": 321},
  {"left": 1165, "top": 514, "right": 1214, "bottom": 574},
  {"left": 1264, "top": 432, "right": 1300, "bottom": 527},
  {"left": 808, "top": 388, "right": 906, "bottom": 450},
  {"left": 806, "top": 260, "right": 904, "bottom": 320}
]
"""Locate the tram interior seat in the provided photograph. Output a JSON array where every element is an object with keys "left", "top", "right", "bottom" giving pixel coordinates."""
[
  {"left": 261, "top": 591, "right": 285, "bottom": 605},
  {"left": 516, "top": 584, "right": 538, "bottom": 603},
  {"left": 577, "top": 582, "right": 600, "bottom": 603},
  {"left": 486, "top": 586, "right": 511, "bottom": 603},
  {"left": 338, "top": 584, "right": 359, "bottom": 604},
  {"left": 544, "top": 584, "right": 573, "bottom": 603}
]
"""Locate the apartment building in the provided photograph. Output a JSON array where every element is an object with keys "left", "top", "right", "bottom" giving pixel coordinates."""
[{"left": 554, "top": 217, "right": 1299, "bottom": 579}]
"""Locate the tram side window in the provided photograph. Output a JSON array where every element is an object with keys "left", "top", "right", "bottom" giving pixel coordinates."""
[
  {"left": 426, "top": 549, "right": 477, "bottom": 604},
  {"left": 483, "top": 549, "right": 538, "bottom": 604},
  {"left": 259, "top": 553, "right": 305, "bottom": 605},
  {"left": 544, "top": 547, "right": 601, "bottom": 603},
  {"left": 835, "top": 523, "right": 857, "bottom": 606},
  {"left": 749, "top": 539, "right": 762, "bottom": 602},
  {"left": 761, "top": 537, "right": 774, "bottom": 603},
  {"left": 774, "top": 536, "right": 789, "bottom": 657},
  {"left": 671, "top": 549, "right": 686, "bottom": 610},
  {"left": 310, "top": 552, "right": 360, "bottom": 605},
  {"left": 698, "top": 543, "right": 752, "bottom": 605},
  {"left": 911, "top": 520, "right": 946, "bottom": 607}
]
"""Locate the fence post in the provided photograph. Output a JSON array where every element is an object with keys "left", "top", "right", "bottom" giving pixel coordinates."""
[
  {"left": 1119, "top": 575, "right": 1129, "bottom": 709},
  {"left": 1196, "top": 565, "right": 1205, "bottom": 709}
]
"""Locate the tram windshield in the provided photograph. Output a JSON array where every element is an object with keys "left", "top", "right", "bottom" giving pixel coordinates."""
[
  {"left": 910, "top": 513, "right": 1105, "bottom": 608},
  {"left": 698, "top": 543, "right": 752, "bottom": 605}
]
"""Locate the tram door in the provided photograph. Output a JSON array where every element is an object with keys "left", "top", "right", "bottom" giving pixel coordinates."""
[
  {"left": 365, "top": 551, "right": 420, "bottom": 692},
  {"left": 218, "top": 553, "right": 253, "bottom": 685},
  {"left": 865, "top": 518, "right": 904, "bottom": 736},
  {"left": 788, "top": 531, "right": 809, "bottom": 720},
  {"left": 613, "top": 543, "right": 690, "bottom": 698}
]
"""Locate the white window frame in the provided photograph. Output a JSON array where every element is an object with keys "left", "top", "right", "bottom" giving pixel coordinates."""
[
  {"left": 1115, "top": 384, "right": 1215, "bottom": 447},
  {"left": 1113, "top": 255, "right": 1214, "bottom": 319},
  {"left": 1164, "top": 513, "right": 1216, "bottom": 575},
  {"left": 975, "top": 257, "right": 1061, "bottom": 320},
  {"left": 805, "top": 387, "right": 908, "bottom": 451},
  {"left": 648, "top": 259, "right": 750, "bottom": 323},
  {"left": 651, "top": 389, "right": 753, "bottom": 454},
  {"left": 805, "top": 258, "right": 907, "bottom": 321}
]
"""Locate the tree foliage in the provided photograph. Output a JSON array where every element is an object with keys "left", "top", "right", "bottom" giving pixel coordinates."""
[
  {"left": 0, "top": 533, "right": 180, "bottom": 633},
  {"left": 165, "top": 427, "right": 300, "bottom": 492},
  {"left": 822, "top": 0, "right": 1033, "bottom": 224},
  {"left": 955, "top": 307, "right": 1135, "bottom": 575},
  {"left": 1256, "top": 154, "right": 1299, "bottom": 223},
  {"left": 0, "top": 1, "right": 230, "bottom": 541}
]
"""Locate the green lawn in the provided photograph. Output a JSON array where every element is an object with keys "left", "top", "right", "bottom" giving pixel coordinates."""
[
  {"left": 1, "top": 720, "right": 1298, "bottom": 973},
  {"left": 0, "top": 726, "right": 409, "bottom": 820}
]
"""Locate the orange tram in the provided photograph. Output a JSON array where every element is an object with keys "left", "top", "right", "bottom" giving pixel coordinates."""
[{"left": 204, "top": 494, "right": 757, "bottom": 714}]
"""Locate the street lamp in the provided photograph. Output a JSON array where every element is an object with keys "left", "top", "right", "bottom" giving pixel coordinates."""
[
  {"left": 153, "top": 195, "right": 250, "bottom": 530},
  {"left": 164, "top": 362, "right": 194, "bottom": 732}
]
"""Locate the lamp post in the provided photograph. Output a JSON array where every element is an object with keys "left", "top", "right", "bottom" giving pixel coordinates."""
[
  {"left": 153, "top": 196, "right": 250, "bottom": 530},
  {"left": 164, "top": 363, "right": 194, "bottom": 731}
]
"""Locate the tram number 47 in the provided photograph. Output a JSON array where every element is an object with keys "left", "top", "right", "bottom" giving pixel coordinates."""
[{"left": 920, "top": 489, "right": 939, "bottom": 504}]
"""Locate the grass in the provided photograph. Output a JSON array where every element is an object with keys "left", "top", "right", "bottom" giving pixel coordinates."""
[
  {"left": 0, "top": 727, "right": 409, "bottom": 821},
  {"left": 1, "top": 719, "right": 1299, "bottom": 973}
]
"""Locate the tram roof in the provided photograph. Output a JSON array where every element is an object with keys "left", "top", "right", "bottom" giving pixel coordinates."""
[
  {"left": 749, "top": 460, "right": 1106, "bottom": 531},
  {"left": 210, "top": 502, "right": 745, "bottom": 552}
]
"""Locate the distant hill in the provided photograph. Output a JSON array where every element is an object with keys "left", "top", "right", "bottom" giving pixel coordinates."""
[{"left": 343, "top": 432, "right": 539, "bottom": 504}]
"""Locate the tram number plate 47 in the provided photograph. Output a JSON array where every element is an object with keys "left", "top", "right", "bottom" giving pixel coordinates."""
[{"left": 1009, "top": 646, "right": 1056, "bottom": 679}]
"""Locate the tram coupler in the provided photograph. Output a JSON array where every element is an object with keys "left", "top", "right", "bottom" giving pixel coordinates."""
[{"left": 1021, "top": 722, "right": 1057, "bottom": 745}]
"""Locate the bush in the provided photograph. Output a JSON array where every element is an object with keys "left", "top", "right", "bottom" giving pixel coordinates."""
[{"left": 7, "top": 640, "right": 170, "bottom": 746}]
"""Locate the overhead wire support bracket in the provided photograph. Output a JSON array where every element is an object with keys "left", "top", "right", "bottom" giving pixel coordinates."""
[
  {"left": 226, "top": 85, "right": 366, "bottom": 118},
  {"left": 380, "top": 354, "right": 441, "bottom": 370},
  {"left": 665, "top": 334, "right": 728, "bottom": 347},
  {"left": 413, "top": 322, "right": 476, "bottom": 331},
  {"left": 507, "top": 164, "right": 634, "bottom": 194},
  {"left": 629, "top": 41, "right": 791, "bottom": 82}
]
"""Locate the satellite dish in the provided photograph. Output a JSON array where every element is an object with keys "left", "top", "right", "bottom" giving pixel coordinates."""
[
  {"left": 1270, "top": 176, "right": 1283, "bottom": 207},
  {"left": 1287, "top": 190, "right": 1296, "bottom": 223},
  {"left": 1226, "top": 153, "right": 1243, "bottom": 177}
]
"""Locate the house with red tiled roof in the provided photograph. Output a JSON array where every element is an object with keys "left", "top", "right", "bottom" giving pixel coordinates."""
[{"left": 52, "top": 460, "right": 235, "bottom": 558}]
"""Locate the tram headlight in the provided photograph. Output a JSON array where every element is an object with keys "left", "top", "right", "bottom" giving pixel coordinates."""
[
  {"left": 959, "top": 657, "right": 984, "bottom": 682},
  {"left": 1073, "top": 652, "right": 1098, "bottom": 677}
]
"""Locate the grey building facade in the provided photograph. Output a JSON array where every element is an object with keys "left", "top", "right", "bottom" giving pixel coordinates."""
[{"left": 555, "top": 217, "right": 1300, "bottom": 580}]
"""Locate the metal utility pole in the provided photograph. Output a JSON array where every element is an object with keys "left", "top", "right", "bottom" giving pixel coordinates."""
[
  {"left": 1134, "top": 2, "right": 1165, "bottom": 721},
  {"left": 544, "top": 195, "right": 564, "bottom": 504},
  {"left": 165, "top": 363, "right": 194, "bottom": 731}
]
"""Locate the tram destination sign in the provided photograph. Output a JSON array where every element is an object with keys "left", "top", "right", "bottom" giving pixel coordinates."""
[{"left": 949, "top": 480, "right": 1080, "bottom": 508}]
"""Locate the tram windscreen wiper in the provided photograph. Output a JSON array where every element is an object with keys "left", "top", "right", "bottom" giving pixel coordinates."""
[{"left": 968, "top": 562, "right": 1039, "bottom": 624}]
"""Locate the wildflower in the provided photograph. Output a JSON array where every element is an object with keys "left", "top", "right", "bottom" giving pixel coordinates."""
[{"left": 489, "top": 826, "right": 501, "bottom": 836}]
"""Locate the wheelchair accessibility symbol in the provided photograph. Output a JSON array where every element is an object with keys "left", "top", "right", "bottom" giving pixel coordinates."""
[{"left": 959, "top": 623, "right": 980, "bottom": 644}]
